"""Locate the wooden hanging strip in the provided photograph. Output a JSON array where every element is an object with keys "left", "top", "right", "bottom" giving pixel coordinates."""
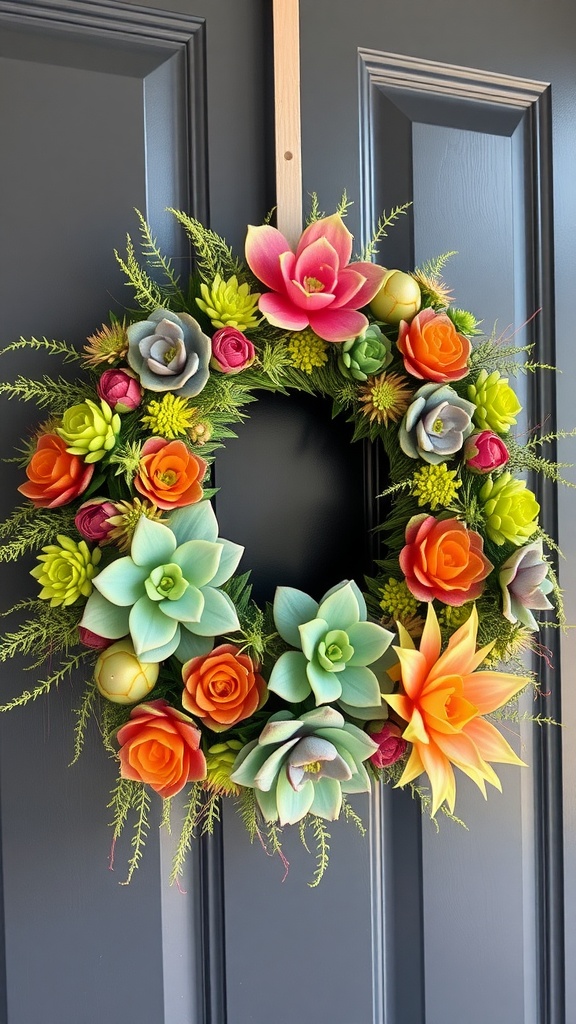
[{"left": 272, "top": 0, "right": 303, "bottom": 246}]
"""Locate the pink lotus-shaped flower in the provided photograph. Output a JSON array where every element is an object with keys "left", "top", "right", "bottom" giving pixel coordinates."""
[{"left": 245, "top": 214, "right": 386, "bottom": 343}]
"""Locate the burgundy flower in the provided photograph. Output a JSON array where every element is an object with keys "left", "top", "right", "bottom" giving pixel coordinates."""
[
  {"left": 369, "top": 722, "right": 408, "bottom": 768},
  {"left": 97, "top": 368, "right": 142, "bottom": 413},
  {"left": 75, "top": 498, "right": 117, "bottom": 543}
]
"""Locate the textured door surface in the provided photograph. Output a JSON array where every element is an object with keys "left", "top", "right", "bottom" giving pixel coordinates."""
[{"left": 1, "top": 2, "right": 575, "bottom": 1024}]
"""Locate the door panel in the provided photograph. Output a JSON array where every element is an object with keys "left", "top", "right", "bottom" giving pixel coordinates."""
[
  {"left": 1, "top": 2, "right": 575, "bottom": 1023},
  {"left": 0, "top": 2, "right": 266, "bottom": 1022},
  {"left": 300, "top": 4, "right": 572, "bottom": 1022}
]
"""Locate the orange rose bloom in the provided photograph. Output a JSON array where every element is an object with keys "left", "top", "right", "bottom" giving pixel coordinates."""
[
  {"left": 18, "top": 433, "right": 94, "bottom": 508},
  {"left": 182, "top": 643, "right": 267, "bottom": 732},
  {"left": 134, "top": 437, "right": 207, "bottom": 509},
  {"left": 400, "top": 514, "right": 493, "bottom": 605},
  {"left": 397, "top": 308, "right": 471, "bottom": 382},
  {"left": 116, "top": 699, "right": 206, "bottom": 798}
]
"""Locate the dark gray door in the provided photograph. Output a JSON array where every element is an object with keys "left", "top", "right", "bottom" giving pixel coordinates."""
[{"left": 1, "top": 1, "right": 575, "bottom": 1023}]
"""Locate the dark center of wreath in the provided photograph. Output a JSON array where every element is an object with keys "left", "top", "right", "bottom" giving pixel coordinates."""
[{"left": 213, "top": 389, "right": 374, "bottom": 606}]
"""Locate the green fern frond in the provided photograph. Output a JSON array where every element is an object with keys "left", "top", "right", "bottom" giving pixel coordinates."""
[
  {"left": 167, "top": 209, "right": 243, "bottom": 282},
  {"left": 0, "top": 336, "right": 82, "bottom": 363},
  {"left": 69, "top": 681, "right": 97, "bottom": 766},
  {"left": 0, "top": 602, "right": 79, "bottom": 665},
  {"left": 0, "top": 505, "right": 76, "bottom": 562},
  {"left": 237, "top": 787, "right": 259, "bottom": 843},
  {"left": 170, "top": 783, "right": 203, "bottom": 885},
  {"left": 108, "top": 777, "right": 136, "bottom": 861},
  {"left": 340, "top": 796, "right": 367, "bottom": 836},
  {"left": 201, "top": 792, "right": 221, "bottom": 836},
  {"left": 135, "top": 209, "right": 186, "bottom": 305},
  {"left": 114, "top": 234, "right": 164, "bottom": 311},
  {"left": 121, "top": 784, "right": 152, "bottom": 885},
  {"left": 360, "top": 202, "right": 412, "bottom": 261},
  {"left": 336, "top": 189, "right": 353, "bottom": 217},
  {"left": 160, "top": 797, "right": 172, "bottom": 834},
  {"left": 306, "top": 814, "right": 331, "bottom": 888},
  {"left": 414, "top": 251, "right": 457, "bottom": 280},
  {"left": 0, "top": 376, "right": 91, "bottom": 411},
  {"left": 0, "top": 649, "right": 91, "bottom": 711},
  {"left": 100, "top": 699, "right": 127, "bottom": 755},
  {"left": 306, "top": 192, "right": 324, "bottom": 223}
]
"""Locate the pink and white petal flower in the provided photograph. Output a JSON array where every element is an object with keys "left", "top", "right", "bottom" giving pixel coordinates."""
[
  {"left": 259, "top": 292, "right": 310, "bottom": 331},
  {"left": 331, "top": 267, "right": 367, "bottom": 308},
  {"left": 293, "top": 237, "right": 339, "bottom": 292},
  {"left": 346, "top": 261, "right": 388, "bottom": 307},
  {"left": 296, "top": 213, "right": 353, "bottom": 267},
  {"left": 245, "top": 224, "right": 293, "bottom": 291},
  {"left": 308, "top": 306, "right": 369, "bottom": 343}
]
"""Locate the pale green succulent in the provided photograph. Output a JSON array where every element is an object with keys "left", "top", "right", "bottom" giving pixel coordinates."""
[
  {"left": 31, "top": 534, "right": 101, "bottom": 607},
  {"left": 79, "top": 501, "right": 243, "bottom": 662},
  {"left": 230, "top": 707, "right": 378, "bottom": 825},
  {"left": 57, "top": 399, "right": 121, "bottom": 464},
  {"left": 267, "top": 579, "right": 394, "bottom": 711}
]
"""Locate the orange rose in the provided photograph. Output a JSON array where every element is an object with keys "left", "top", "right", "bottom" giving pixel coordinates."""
[
  {"left": 182, "top": 643, "right": 267, "bottom": 732},
  {"left": 134, "top": 437, "right": 207, "bottom": 509},
  {"left": 397, "top": 308, "right": 471, "bottom": 382},
  {"left": 18, "top": 433, "right": 94, "bottom": 508},
  {"left": 116, "top": 699, "right": 206, "bottom": 798},
  {"left": 399, "top": 514, "right": 493, "bottom": 605}
]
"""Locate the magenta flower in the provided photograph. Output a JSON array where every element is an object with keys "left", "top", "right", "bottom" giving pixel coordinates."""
[
  {"left": 97, "top": 368, "right": 142, "bottom": 413},
  {"left": 75, "top": 498, "right": 117, "bottom": 543},
  {"left": 245, "top": 214, "right": 386, "bottom": 343},
  {"left": 368, "top": 721, "right": 407, "bottom": 768},
  {"left": 463, "top": 430, "right": 509, "bottom": 474}
]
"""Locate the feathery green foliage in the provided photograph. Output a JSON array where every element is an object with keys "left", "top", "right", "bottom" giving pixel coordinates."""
[
  {"left": 70, "top": 681, "right": 98, "bottom": 766},
  {"left": 0, "top": 336, "right": 82, "bottom": 363},
  {"left": 167, "top": 208, "right": 243, "bottom": 282},
  {"left": 135, "top": 208, "right": 186, "bottom": 306},
  {"left": 114, "top": 234, "right": 164, "bottom": 312},
  {"left": 121, "top": 784, "right": 152, "bottom": 885},
  {"left": 360, "top": 202, "right": 412, "bottom": 261},
  {"left": 170, "top": 784, "right": 203, "bottom": 886},
  {"left": 0, "top": 650, "right": 91, "bottom": 711},
  {"left": 0, "top": 376, "right": 91, "bottom": 411},
  {"left": 0, "top": 505, "right": 76, "bottom": 561}
]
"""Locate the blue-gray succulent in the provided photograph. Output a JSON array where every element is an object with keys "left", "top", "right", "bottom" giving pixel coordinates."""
[
  {"left": 399, "top": 382, "right": 475, "bottom": 464},
  {"left": 127, "top": 307, "right": 211, "bottom": 397}
]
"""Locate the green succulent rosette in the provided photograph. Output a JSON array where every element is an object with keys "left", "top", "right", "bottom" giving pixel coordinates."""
[
  {"left": 57, "top": 398, "right": 121, "bottom": 464},
  {"left": 480, "top": 471, "right": 540, "bottom": 546},
  {"left": 337, "top": 324, "right": 392, "bottom": 381},
  {"left": 468, "top": 369, "right": 522, "bottom": 433},
  {"left": 267, "top": 579, "right": 394, "bottom": 711},
  {"left": 230, "top": 707, "right": 378, "bottom": 825},
  {"left": 80, "top": 501, "right": 243, "bottom": 662},
  {"left": 31, "top": 534, "right": 101, "bottom": 607}
]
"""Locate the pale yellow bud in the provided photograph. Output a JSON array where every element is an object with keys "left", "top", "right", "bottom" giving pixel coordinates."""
[
  {"left": 370, "top": 270, "right": 421, "bottom": 324},
  {"left": 95, "top": 638, "right": 159, "bottom": 704}
]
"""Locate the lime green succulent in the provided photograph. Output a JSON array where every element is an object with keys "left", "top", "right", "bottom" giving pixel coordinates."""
[
  {"left": 230, "top": 707, "right": 378, "bottom": 825},
  {"left": 337, "top": 324, "right": 392, "bottom": 381},
  {"left": 480, "top": 471, "right": 540, "bottom": 546},
  {"left": 31, "top": 534, "right": 101, "bottom": 607},
  {"left": 468, "top": 369, "right": 522, "bottom": 433},
  {"left": 196, "top": 274, "right": 261, "bottom": 331},
  {"left": 57, "top": 398, "right": 121, "bottom": 463}
]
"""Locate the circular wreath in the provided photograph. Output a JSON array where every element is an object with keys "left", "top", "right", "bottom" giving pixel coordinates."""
[{"left": 0, "top": 199, "right": 563, "bottom": 885}]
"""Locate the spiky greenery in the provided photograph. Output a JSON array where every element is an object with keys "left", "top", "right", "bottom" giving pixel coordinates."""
[{"left": 360, "top": 202, "right": 412, "bottom": 261}]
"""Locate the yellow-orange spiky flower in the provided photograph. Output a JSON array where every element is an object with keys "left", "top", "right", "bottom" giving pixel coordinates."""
[
  {"left": 83, "top": 321, "right": 129, "bottom": 366},
  {"left": 385, "top": 602, "right": 528, "bottom": 816}
]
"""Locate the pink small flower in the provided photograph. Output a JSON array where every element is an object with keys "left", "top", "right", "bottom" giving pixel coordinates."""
[
  {"left": 211, "top": 326, "right": 255, "bottom": 374},
  {"left": 369, "top": 722, "right": 407, "bottom": 768},
  {"left": 78, "top": 626, "right": 115, "bottom": 650},
  {"left": 245, "top": 213, "right": 386, "bottom": 343},
  {"left": 75, "top": 498, "right": 117, "bottom": 543},
  {"left": 464, "top": 430, "right": 509, "bottom": 474},
  {"left": 97, "top": 368, "right": 142, "bottom": 413}
]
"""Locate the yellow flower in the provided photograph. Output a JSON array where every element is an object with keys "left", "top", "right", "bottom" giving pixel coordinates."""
[
  {"left": 379, "top": 577, "right": 419, "bottom": 619},
  {"left": 287, "top": 330, "right": 328, "bottom": 373},
  {"left": 106, "top": 498, "right": 166, "bottom": 552},
  {"left": 385, "top": 603, "right": 529, "bottom": 816},
  {"left": 358, "top": 371, "right": 412, "bottom": 427},
  {"left": 411, "top": 463, "right": 461, "bottom": 509},
  {"left": 31, "top": 534, "right": 101, "bottom": 607},
  {"left": 141, "top": 393, "right": 196, "bottom": 439},
  {"left": 83, "top": 321, "right": 128, "bottom": 366},
  {"left": 196, "top": 274, "right": 261, "bottom": 330}
]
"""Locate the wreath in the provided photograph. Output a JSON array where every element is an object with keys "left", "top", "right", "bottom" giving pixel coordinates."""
[{"left": 0, "top": 197, "right": 565, "bottom": 885}]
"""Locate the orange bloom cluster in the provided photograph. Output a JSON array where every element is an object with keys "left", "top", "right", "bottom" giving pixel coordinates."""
[
  {"left": 18, "top": 433, "right": 94, "bottom": 508},
  {"left": 385, "top": 603, "right": 528, "bottom": 816},
  {"left": 397, "top": 307, "right": 471, "bottom": 382},
  {"left": 134, "top": 437, "right": 207, "bottom": 509},
  {"left": 182, "top": 644, "right": 267, "bottom": 731}
]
